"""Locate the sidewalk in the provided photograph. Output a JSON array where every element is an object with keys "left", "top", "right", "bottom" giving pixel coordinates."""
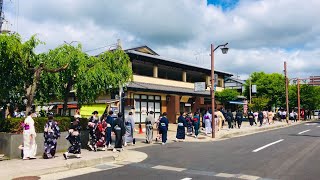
[{"left": 0, "top": 147, "right": 147, "bottom": 180}]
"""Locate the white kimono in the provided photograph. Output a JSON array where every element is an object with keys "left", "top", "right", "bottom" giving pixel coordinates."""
[
  {"left": 204, "top": 113, "right": 212, "bottom": 134},
  {"left": 23, "top": 116, "right": 37, "bottom": 159}
]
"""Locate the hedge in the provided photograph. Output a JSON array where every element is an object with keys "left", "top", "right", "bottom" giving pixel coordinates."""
[{"left": 0, "top": 117, "right": 89, "bottom": 134}]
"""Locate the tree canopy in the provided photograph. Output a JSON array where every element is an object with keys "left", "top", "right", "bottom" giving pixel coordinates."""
[
  {"left": 0, "top": 33, "right": 132, "bottom": 115},
  {"left": 215, "top": 89, "right": 239, "bottom": 107},
  {"left": 244, "top": 72, "right": 286, "bottom": 109}
]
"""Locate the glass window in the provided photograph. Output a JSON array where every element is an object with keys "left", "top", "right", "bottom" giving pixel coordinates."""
[
  {"left": 141, "top": 101, "right": 147, "bottom": 114},
  {"left": 135, "top": 100, "right": 140, "bottom": 111},
  {"left": 141, "top": 113, "right": 148, "bottom": 124},
  {"left": 134, "top": 113, "right": 141, "bottom": 123},
  {"left": 148, "top": 96, "right": 154, "bottom": 100},
  {"left": 148, "top": 102, "right": 154, "bottom": 112},
  {"left": 134, "top": 95, "right": 140, "bottom": 99},
  {"left": 155, "top": 102, "right": 161, "bottom": 112},
  {"left": 141, "top": 95, "right": 147, "bottom": 99},
  {"left": 155, "top": 96, "right": 161, "bottom": 100},
  {"left": 155, "top": 112, "right": 161, "bottom": 121}
]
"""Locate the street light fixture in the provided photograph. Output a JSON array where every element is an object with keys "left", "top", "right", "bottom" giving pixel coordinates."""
[{"left": 211, "top": 42, "right": 229, "bottom": 138}]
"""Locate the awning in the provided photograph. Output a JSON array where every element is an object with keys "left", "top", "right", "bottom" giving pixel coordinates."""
[
  {"left": 180, "top": 96, "right": 191, "bottom": 103},
  {"left": 228, "top": 101, "right": 246, "bottom": 105}
]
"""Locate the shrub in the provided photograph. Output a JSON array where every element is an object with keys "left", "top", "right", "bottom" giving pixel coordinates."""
[{"left": 0, "top": 117, "right": 89, "bottom": 134}]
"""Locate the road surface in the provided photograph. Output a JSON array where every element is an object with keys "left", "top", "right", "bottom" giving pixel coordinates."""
[{"left": 64, "top": 121, "right": 320, "bottom": 180}]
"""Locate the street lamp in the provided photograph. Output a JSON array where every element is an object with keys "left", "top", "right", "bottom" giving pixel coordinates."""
[{"left": 211, "top": 42, "right": 229, "bottom": 138}]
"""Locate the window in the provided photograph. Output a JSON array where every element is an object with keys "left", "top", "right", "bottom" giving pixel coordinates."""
[{"left": 133, "top": 94, "right": 162, "bottom": 123}]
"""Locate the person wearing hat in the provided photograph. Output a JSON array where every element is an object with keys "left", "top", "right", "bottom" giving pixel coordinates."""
[
  {"left": 87, "top": 111, "right": 99, "bottom": 151},
  {"left": 43, "top": 112, "right": 60, "bottom": 159},
  {"left": 64, "top": 116, "right": 82, "bottom": 159}
]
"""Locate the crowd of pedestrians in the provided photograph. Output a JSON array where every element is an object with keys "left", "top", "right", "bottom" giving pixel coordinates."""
[{"left": 19, "top": 107, "right": 311, "bottom": 161}]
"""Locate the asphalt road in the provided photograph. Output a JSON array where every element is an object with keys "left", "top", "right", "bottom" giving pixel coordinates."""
[{"left": 64, "top": 121, "right": 320, "bottom": 180}]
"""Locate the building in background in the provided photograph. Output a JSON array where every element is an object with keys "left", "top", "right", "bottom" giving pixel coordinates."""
[{"left": 309, "top": 76, "right": 320, "bottom": 86}]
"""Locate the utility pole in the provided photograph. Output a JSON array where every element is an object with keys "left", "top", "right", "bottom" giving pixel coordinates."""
[
  {"left": 0, "top": 0, "right": 4, "bottom": 32},
  {"left": 284, "top": 61, "right": 289, "bottom": 123},
  {"left": 297, "top": 78, "right": 301, "bottom": 121},
  {"left": 249, "top": 78, "right": 252, "bottom": 104},
  {"left": 211, "top": 44, "right": 216, "bottom": 138}
]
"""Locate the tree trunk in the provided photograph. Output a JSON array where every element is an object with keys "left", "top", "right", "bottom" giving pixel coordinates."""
[
  {"left": 62, "top": 78, "right": 74, "bottom": 116},
  {"left": 25, "top": 68, "right": 41, "bottom": 115}
]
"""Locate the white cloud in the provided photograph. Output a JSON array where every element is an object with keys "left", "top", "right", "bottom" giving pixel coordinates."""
[{"left": 3, "top": 0, "right": 320, "bottom": 79}]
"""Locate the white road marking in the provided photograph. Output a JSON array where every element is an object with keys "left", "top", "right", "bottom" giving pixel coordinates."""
[
  {"left": 238, "top": 174, "right": 261, "bottom": 180},
  {"left": 298, "top": 129, "right": 311, "bottom": 134},
  {"left": 305, "top": 123, "right": 317, "bottom": 126},
  {"left": 152, "top": 165, "right": 186, "bottom": 172},
  {"left": 215, "top": 173, "right": 236, "bottom": 178},
  {"left": 252, "top": 139, "right": 284, "bottom": 152},
  {"left": 317, "top": 126, "right": 320, "bottom": 128},
  {"left": 181, "top": 178, "right": 192, "bottom": 180}
]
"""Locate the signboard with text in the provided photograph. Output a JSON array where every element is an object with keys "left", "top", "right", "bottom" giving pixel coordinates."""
[{"left": 194, "top": 82, "right": 206, "bottom": 92}]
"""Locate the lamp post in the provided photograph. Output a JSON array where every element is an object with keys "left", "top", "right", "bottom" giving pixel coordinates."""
[{"left": 211, "top": 43, "right": 229, "bottom": 138}]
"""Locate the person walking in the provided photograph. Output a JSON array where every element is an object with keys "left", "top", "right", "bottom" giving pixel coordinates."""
[
  {"left": 216, "top": 109, "right": 225, "bottom": 131},
  {"left": 204, "top": 111, "right": 212, "bottom": 135},
  {"left": 248, "top": 110, "right": 254, "bottom": 126},
  {"left": 145, "top": 111, "right": 155, "bottom": 144},
  {"left": 88, "top": 111, "right": 99, "bottom": 151},
  {"left": 253, "top": 111, "right": 258, "bottom": 125},
  {"left": 258, "top": 110, "right": 264, "bottom": 127},
  {"left": 176, "top": 112, "right": 186, "bottom": 142},
  {"left": 22, "top": 110, "right": 37, "bottom": 160},
  {"left": 64, "top": 117, "right": 82, "bottom": 159},
  {"left": 43, "top": 112, "right": 60, "bottom": 159},
  {"left": 268, "top": 110, "right": 274, "bottom": 124},
  {"left": 226, "top": 109, "right": 234, "bottom": 129},
  {"left": 193, "top": 112, "right": 200, "bottom": 138},
  {"left": 105, "top": 111, "right": 113, "bottom": 149},
  {"left": 112, "top": 113, "right": 126, "bottom": 152},
  {"left": 124, "top": 112, "right": 135, "bottom": 146},
  {"left": 96, "top": 118, "right": 107, "bottom": 151},
  {"left": 186, "top": 112, "right": 193, "bottom": 136},
  {"left": 159, "top": 112, "right": 169, "bottom": 145},
  {"left": 235, "top": 110, "right": 243, "bottom": 129}
]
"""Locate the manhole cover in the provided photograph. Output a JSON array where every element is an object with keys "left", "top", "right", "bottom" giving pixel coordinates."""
[{"left": 12, "top": 176, "right": 40, "bottom": 180}]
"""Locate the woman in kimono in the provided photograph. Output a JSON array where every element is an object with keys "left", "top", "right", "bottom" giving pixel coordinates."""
[
  {"left": 23, "top": 111, "right": 37, "bottom": 160},
  {"left": 43, "top": 113, "right": 60, "bottom": 159},
  {"left": 186, "top": 112, "right": 193, "bottom": 136},
  {"left": 145, "top": 111, "right": 155, "bottom": 143},
  {"left": 159, "top": 112, "right": 169, "bottom": 145},
  {"left": 268, "top": 110, "right": 274, "bottom": 125},
  {"left": 204, "top": 111, "right": 212, "bottom": 135},
  {"left": 176, "top": 112, "right": 186, "bottom": 142},
  {"left": 112, "top": 113, "right": 125, "bottom": 152},
  {"left": 64, "top": 117, "right": 82, "bottom": 159},
  {"left": 96, "top": 118, "right": 107, "bottom": 151},
  {"left": 155, "top": 115, "right": 162, "bottom": 142},
  {"left": 193, "top": 112, "right": 200, "bottom": 138},
  {"left": 88, "top": 111, "right": 99, "bottom": 151},
  {"left": 124, "top": 112, "right": 135, "bottom": 146}
]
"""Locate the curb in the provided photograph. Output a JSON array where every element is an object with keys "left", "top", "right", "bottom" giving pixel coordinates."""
[
  {"left": 218, "top": 120, "right": 314, "bottom": 139},
  {"left": 12, "top": 154, "right": 116, "bottom": 179}
]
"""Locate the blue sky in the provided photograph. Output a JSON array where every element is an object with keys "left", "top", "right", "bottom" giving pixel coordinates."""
[{"left": 207, "top": 0, "right": 239, "bottom": 10}]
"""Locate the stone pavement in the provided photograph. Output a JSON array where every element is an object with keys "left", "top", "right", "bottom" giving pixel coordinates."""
[{"left": 0, "top": 119, "right": 310, "bottom": 180}]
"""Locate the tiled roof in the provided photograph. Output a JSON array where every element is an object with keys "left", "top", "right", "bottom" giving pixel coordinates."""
[
  {"left": 126, "top": 50, "right": 233, "bottom": 76},
  {"left": 126, "top": 82, "right": 210, "bottom": 96}
]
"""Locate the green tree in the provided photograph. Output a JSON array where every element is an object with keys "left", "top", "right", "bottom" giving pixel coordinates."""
[
  {"left": 215, "top": 89, "right": 239, "bottom": 107},
  {"left": 289, "top": 84, "right": 320, "bottom": 111},
  {"left": 251, "top": 97, "right": 270, "bottom": 111},
  {"left": 0, "top": 33, "right": 68, "bottom": 114},
  {"left": 244, "top": 72, "right": 285, "bottom": 109}
]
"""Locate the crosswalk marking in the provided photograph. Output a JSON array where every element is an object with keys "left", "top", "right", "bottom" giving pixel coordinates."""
[
  {"left": 215, "top": 173, "right": 236, "bottom": 178},
  {"left": 181, "top": 178, "right": 192, "bottom": 180}
]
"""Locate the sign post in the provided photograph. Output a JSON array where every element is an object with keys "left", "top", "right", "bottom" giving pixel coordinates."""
[{"left": 194, "top": 82, "right": 206, "bottom": 92}]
